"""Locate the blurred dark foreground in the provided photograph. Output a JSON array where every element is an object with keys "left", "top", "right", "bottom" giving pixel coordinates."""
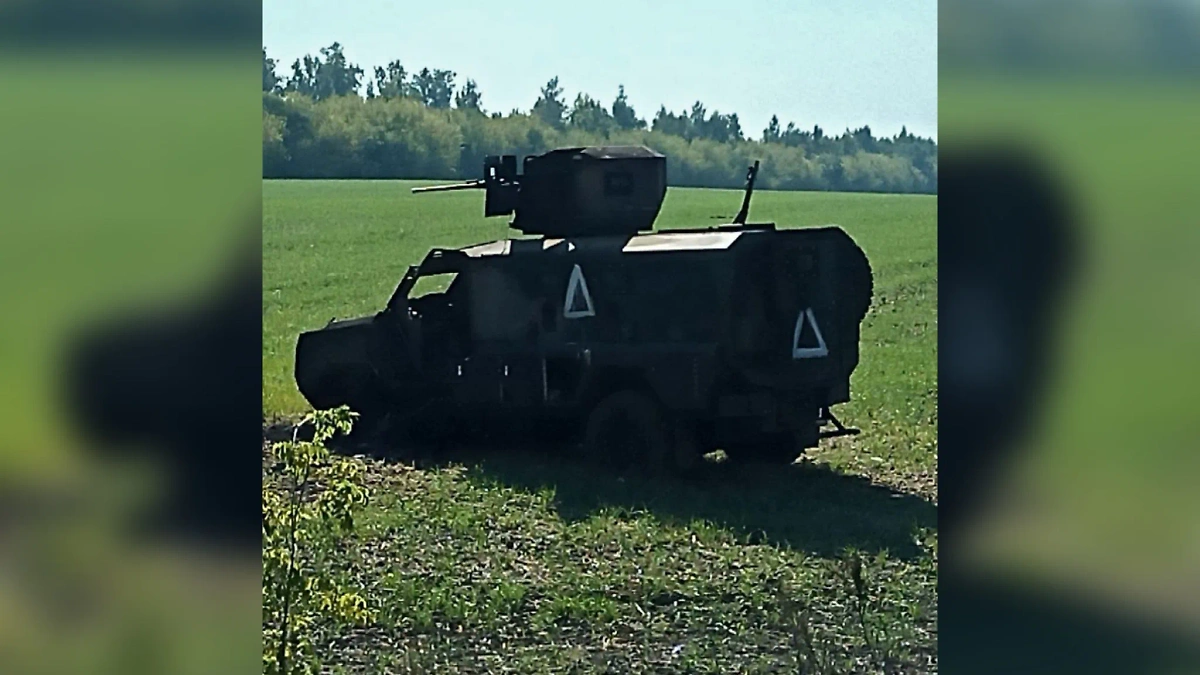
[
  {"left": 940, "top": 1, "right": 1200, "bottom": 672},
  {"left": 0, "top": 3, "right": 261, "bottom": 672}
]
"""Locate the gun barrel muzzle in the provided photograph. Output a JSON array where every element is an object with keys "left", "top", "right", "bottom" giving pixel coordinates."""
[{"left": 411, "top": 180, "right": 485, "bottom": 194}]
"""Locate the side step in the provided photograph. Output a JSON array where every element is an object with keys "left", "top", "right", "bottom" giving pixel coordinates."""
[{"left": 817, "top": 407, "right": 860, "bottom": 440}]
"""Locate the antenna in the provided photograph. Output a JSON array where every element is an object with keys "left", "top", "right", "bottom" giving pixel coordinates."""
[{"left": 732, "top": 160, "right": 760, "bottom": 225}]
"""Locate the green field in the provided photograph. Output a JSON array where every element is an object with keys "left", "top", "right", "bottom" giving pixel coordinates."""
[{"left": 263, "top": 180, "right": 937, "bottom": 672}]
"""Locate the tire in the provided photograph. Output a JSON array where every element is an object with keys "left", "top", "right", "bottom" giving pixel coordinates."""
[
  {"left": 582, "top": 390, "right": 672, "bottom": 474},
  {"left": 321, "top": 371, "right": 392, "bottom": 443},
  {"left": 844, "top": 237, "right": 875, "bottom": 325}
]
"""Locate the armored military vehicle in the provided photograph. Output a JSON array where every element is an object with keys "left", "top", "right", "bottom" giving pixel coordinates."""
[{"left": 295, "top": 146, "right": 872, "bottom": 470}]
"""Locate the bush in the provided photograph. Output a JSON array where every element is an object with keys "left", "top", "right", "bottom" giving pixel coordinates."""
[{"left": 262, "top": 406, "right": 372, "bottom": 675}]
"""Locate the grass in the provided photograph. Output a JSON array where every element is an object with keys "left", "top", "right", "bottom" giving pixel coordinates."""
[{"left": 263, "top": 180, "right": 937, "bottom": 672}]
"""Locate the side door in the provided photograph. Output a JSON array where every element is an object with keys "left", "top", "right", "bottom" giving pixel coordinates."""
[{"left": 449, "top": 260, "right": 545, "bottom": 409}]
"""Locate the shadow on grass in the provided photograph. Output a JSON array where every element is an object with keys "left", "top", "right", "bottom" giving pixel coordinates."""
[
  {"left": 941, "top": 572, "right": 1200, "bottom": 675},
  {"left": 338, "top": 436, "right": 937, "bottom": 560}
]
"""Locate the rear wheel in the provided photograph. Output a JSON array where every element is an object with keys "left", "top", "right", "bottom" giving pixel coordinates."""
[{"left": 582, "top": 390, "right": 674, "bottom": 474}]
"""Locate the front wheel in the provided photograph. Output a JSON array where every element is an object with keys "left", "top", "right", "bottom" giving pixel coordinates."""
[{"left": 313, "top": 371, "right": 393, "bottom": 444}]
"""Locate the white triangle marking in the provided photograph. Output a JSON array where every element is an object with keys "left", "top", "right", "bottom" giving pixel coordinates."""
[
  {"left": 792, "top": 307, "right": 828, "bottom": 359},
  {"left": 563, "top": 264, "right": 595, "bottom": 319}
]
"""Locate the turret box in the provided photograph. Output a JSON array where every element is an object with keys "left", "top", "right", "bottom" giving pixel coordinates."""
[
  {"left": 513, "top": 146, "right": 667, "bottom": 237},
  {"left": 414, "top": 145, "right": 668, "bottom": 239}
]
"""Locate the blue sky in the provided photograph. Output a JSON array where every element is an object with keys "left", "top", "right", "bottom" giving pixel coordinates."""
[{"left": 263, "top": 0, "right": 937, "bottom": 141}]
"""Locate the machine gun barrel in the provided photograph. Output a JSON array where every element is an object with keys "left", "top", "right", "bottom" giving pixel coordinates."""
[{"left": 411, "top": 180, "right": 485, "bottom": 194}]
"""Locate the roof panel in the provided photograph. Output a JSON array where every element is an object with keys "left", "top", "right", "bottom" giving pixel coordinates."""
[
  {"left": 457, "top": 228, "right": 749, "bottom": 258},
  {"left": 577, "top": 145, "right": 665, "bottom": 160},
  {"left": 621, "top": 230, "right": 743, "bottom": 253},
  {"left": 460, "top": 240, "right": 510, "bottom": 258}
]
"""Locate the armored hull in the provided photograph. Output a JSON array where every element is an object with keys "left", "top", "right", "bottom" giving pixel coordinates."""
[
  {"left": 294, "top": 145, "right": 873, "bottom": 469},
  {"left": 295, "top": 223, "right": 871, "bottom": 464}
]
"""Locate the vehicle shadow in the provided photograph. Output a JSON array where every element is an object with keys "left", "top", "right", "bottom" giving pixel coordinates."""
[{"left": 339, "top": 436, "right": 937, "bottom": 560}]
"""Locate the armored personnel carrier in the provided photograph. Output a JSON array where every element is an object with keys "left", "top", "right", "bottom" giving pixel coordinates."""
[{"left": 295, "top": 146, "right": 872, "bottom": 470}]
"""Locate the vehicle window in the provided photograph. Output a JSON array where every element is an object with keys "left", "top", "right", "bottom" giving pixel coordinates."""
[{"left": 410, "top": 272, "right": 459, "bottom": 299}]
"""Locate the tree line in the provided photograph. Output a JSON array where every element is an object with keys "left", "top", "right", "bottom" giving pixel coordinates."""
[{"left": 263, "top": 44, "right": 937, "bottom": 194}]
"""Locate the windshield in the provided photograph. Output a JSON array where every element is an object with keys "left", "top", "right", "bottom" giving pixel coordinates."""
[{"left": 386, "top": 249, "right": 469, "bottom": 312}]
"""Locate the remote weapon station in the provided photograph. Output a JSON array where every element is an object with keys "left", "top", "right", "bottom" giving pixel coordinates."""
[{"left": 295, "top": 146, "right": 873, "bottom": 470}]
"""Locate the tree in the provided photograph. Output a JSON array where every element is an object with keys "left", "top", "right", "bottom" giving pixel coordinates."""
[
  {"left": 725, "top": 113, "right": 743, "bottom": 142},
  {"left": 286, "top": 55, "right": 319, "bottom": 97},
  {"left": 532, "top": 77, "right": 567, "bottom": 129},
  {"left": 263, "top": 112, "right": 288, "bottom": 176},
  {"left": 260, "top": 46, "right": 938, "bottom": 194},
  {"left": 413, "top": 68, "right": 456, "bottom": 108},
  {"left": 851, "top": 125, "right": 878, "bottom": 153},
  {"left": 611, "top": 85, "right": 644, "bottom": 130},
  {"left": 374, "top": 60, "right": 410, "bottom": 99},
  {"left": 687, "top": 101, "right": 707, "bottom": 139},
  {"left": 568, "top": 93, "right": 616, "bottom": 135},
  {"left": 652, "top": 106, "right": 688, "bottom": 137},
  {"left": 777, "top": 121, "right": 813, "bottom": 149},
  {"left": 263, "top": 47, "right": 282, "bottom": 93},
  {"left": 314, "top": 42, "right": 364, "bottom": 99},
  {"left": 763, "top": 115, "right": 781, "bottom": 143},
  {"left": 679, "top": 103, "right": 742, "bottom": 142},
  {"left": 285, "top": 43, "right": 363, "bottom": 100},
  {"left": 839, "top": 128, "right": 861, "bottom": 155},
  {"left": 454, "top": 78, "right": 483, "bottom": 113}
]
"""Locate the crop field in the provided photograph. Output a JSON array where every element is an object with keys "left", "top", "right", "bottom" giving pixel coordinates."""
[{"left": 263, "top": 180, "right": 937, "bottom": 673}]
